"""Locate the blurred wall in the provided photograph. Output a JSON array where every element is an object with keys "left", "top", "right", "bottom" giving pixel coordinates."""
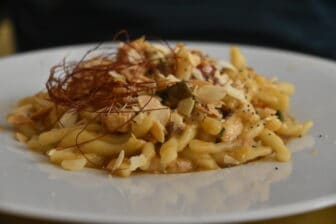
[{"left": 2, "top": 0, "right": 336, "bottom": 59}]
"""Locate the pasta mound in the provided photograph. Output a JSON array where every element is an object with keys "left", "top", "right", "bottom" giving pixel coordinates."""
[{"left": 7, "top": 38, "right": 313, "bottom": 177}]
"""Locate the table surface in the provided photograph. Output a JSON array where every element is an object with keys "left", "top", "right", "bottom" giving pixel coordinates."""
[{"left": 0, "top": 18, "right": 335, "bottom": 224}]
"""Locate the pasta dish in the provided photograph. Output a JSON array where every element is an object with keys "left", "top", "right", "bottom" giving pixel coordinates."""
[{"left": 7, "top": 37, "right": 313, "bottom": 177}]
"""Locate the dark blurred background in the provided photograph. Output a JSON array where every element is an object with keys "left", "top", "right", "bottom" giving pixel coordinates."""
[{"left": 0, "top": 0, "right": 335, "bottom": 59}]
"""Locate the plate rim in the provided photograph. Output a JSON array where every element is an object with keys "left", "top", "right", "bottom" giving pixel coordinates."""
[{"left": 0, "top": 193, "right": 335, "bottom": 223}]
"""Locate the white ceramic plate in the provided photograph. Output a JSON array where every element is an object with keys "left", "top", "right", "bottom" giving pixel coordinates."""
[{"left": 0, "top": 42, "right": 335, "bottom": 224}]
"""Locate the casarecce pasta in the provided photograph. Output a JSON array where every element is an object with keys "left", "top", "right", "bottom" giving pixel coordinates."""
[{"left": 7, "top": 38, "right": 313, "bottom": 177}]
